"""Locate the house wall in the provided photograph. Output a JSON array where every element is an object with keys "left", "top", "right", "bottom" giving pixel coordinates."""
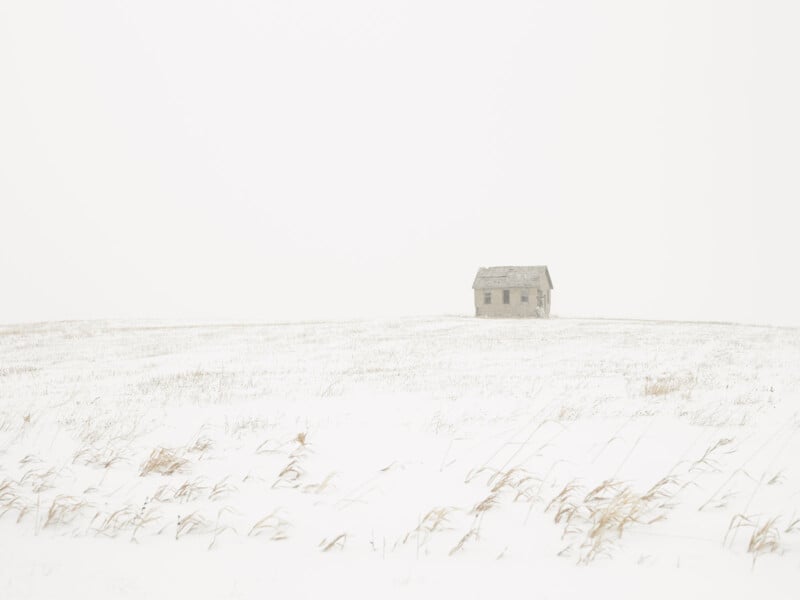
[{"left": 474, "top": 287, "right": 550, "bottom": 318}]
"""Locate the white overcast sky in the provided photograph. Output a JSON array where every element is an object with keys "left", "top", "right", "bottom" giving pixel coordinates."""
[{"left": 2, "top": 1, "right": 799, "bottom": 325}]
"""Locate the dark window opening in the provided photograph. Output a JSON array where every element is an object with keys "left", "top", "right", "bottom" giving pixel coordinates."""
[
  {"left": 503, "top": 290, "right": 510, "bottom": 304},
  {"left": 484, "top": 291, "right": 492, "bottom": 304},
  {"left": 521, "top": 291, "right": 529, "bottom": 303}
]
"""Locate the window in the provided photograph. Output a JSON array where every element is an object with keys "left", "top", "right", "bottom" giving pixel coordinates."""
[
  {"left": 503, "top": 290, "right": 510, "bottom": 304},
  {"left": 484, "top": 291, "right": 492, "bottom": 304},
  {"left": 537, "top": 289, "right": 544, "bottom": 308},
  {"left": 521, "top": 290, "right": 529, "bottom": 303}
]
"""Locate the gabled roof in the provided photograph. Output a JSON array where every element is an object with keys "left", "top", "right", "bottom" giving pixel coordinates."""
[{"left": 472, "top": 266, "right": 553, "bottom": 290}]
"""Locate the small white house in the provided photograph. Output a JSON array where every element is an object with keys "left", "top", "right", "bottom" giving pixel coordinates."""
[{"left": 472, "top": 266, "right": 553, "bottom": 318}]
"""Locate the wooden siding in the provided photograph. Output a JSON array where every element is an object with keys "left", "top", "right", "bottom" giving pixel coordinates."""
[{"left": 474, "top": 287, "right": 551, "bottom": 318}]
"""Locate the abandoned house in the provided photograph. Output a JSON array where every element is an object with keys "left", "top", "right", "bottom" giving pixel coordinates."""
[{"left": 472, "top": 266, "right": 553, "bottom": 318}]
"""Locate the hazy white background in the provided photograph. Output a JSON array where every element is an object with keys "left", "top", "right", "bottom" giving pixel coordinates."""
[{"left": 2, "top": 1, "right": 799, "bottom": 325}]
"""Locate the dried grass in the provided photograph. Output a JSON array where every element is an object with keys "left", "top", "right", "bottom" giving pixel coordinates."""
[
  {"left": 175, "top": 511, "right": 209, "bottom": 540},
  {"left": 0, "top": 479, "right": 31, "bottom": 523},
  {"left": 208, "top": 506, "right": 239, "bottom": 550},
  {"left": 748, "top": 517, "right": 782, "bottom": 566},
  {"left": 448, "top": 527, "right": 479, "bottom": 556},
  {"left": 139, "top": 447, "right": 190, "bottom": 477},
  {"left": 403, "top": 507, "right": 458, "bottom": 545},
  {"left": 152, "top": 484, "right": 176, "bottom": 503},
  {"left": 690, "top": 438, "right": 735, "bottom": 474},
  {"left": 271, "top": 433, "right": 313, "bottom": 488},
  {"left": 320, "top": 533, "right": 347, "bottom": 552},
  {"left": 723, "top": 513, "right": 755, "bottom": 547},
  {"left": 187, "top": 436, "right": 214, "bottom": 456},
  {"left": 20, "top": 467, "right": 58, "bottom": 494},
  {"left": 546, "top": 475, "right": 678, "bottom": 564},
  {"left": 90, "top": 506, "right": 138, "bottom": 537},
  {"left": 249, "top": 509, "right": 290, "bottom": 540},
  {"left": 90, "top": 504, "right": 161, "bottom": 540},
  {"left": 44, "top": 495, "right": 92, "bottom": 529},
  {"left": 643, "top": 372, "right": 696, "bottom": 397},
  {"left": 302, "top": 473, "right": 336, "bottom": 494},
  {"left": 471, "top": 493, "right": 499, "bottom": 515},
  {"left": 73, "top": 445, "right": 128, "bottom": 469},
  {"left": 272, "top": 459, "right": 305, "bottom": 488},
  {"left": 209, "top": 477, "right": 238, "bottom": 501},
  {"left": 784, "top": 516, "right": 800, "bottom": 533},
  {"left": 255, "top": 438, "right": 281, "bottom": 454},
  {"left": 173, "top": 477, "right": 208, "bottom": 503},
  {"left": 469, "top": 467, "right": 544, "bottom": 503}
]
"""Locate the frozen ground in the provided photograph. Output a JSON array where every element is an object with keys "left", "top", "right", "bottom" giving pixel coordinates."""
[{"left": 1, "top": 316, "right": 799, "bottom": 599}]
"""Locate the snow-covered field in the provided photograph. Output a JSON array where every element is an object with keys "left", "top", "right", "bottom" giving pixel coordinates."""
[{"left": 1, "top": 316, "right": 799, "bottom": 599}]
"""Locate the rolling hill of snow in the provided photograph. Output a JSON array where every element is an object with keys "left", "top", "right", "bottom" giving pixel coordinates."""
[{"left": 1, "top": 316, "right": 799, "bottom": 599}]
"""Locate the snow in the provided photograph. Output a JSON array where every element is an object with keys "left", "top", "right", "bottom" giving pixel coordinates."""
[{"left": 1, "top": 316, "right": 799, "bottom": 598}]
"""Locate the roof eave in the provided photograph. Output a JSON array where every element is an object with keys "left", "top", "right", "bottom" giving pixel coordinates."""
[{"left": 545, "top": 267, "right": 554, "bottom": 290}]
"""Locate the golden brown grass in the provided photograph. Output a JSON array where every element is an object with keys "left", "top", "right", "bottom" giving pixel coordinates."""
[
  {"left": 255, "top": 438, "right": 281, "bottom": 454},
  {"left": 187, "top": 435, "right": 214, "bottom": 456},
  {"left": 302, "top": 472, "right": 336, "bottom": 494},
  {"left": 643, "top": 372, "right": 696, "bottom": 397},
  {"left": 249, "top": 509, "right": 290, "bottom": 540},
  {"left": 724, "top": 513, "right": 755, "bottom": 548},
  {"left": 471, "top": 493, "right": 499, "bottom": 515},
  {"left": 173, "top": 477, "right": 208, "bottom": 503},
  {"left": 131, "top": 507, "right": 161, "bottom": 543},
  {"left": 90, "top": 506, "right": 138, "bottom": 537},
  {"left": 89, "top": 504, "right": 161, "bottom": 541},
  {"left": 402, "top": 507, "right": 458, "bottom": 545},
  {"left": 546, "top": 476, "right": 678, "bottom": 564},
  {"left": 139, "top": 447, "right": 190, "bottom": 477},
  {"left": 784, "top": 515, "right": 800, "bottom": 533},
  {"left": 175, "top": 511, "right": 209, "bottom": 540},
  {"left": 272, "top": 459, "right": 305, "bottom": 488},
  {"left": 320, "top": 533, "right": 347, "bottom": 552},
  {"left": 152, "top": 484, "right": 176, "bottom": 503},
  {"left": 19, "top": 467, "right": 58, "bottom": 494},
  {"left": 690, "top": 438, "right": 735, "bottom": 474},
  {"left": 73, "top": 445, "right": 128, "bottom": 469},
  {"left": 209, "top": 477, "right": 238, "bottom": 501},
  {"left": 208, "top": 506, "right": 239, "bottom": 550},
  {"left": 492, "top": 468, "right": 543, "bottom": 502},
  {"left": 545, "top": 480, "right": 581, "bottom": 513},
  {"left": 272, "top": 434, "right": 312, "bottom": 488},
  {"left": 44, "top": 495, "right": 92, "bottom": 529},
  {"left": 0, "top": 479, "right": 31, "bottom": 523},
  {"left": 448, "top": 527, "right": 479, "bottom": 556},
  {"left": 748, "top": 517, "right": 782, "bottom": 566}
]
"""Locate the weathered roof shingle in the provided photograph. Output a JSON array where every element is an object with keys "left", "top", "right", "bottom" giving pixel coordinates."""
[{"left": 472, "top": 266, "right": 553, "bottom": 290}]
